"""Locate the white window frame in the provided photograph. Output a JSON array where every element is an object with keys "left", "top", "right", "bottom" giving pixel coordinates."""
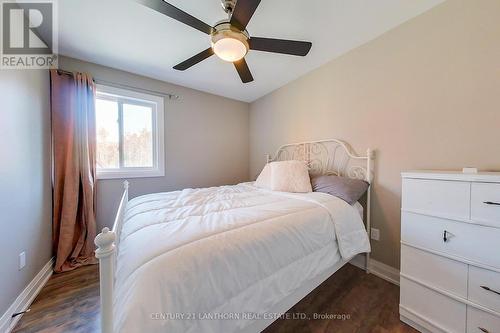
[{"left": 95, "top": 84, "right": 165, "bottom": 179}]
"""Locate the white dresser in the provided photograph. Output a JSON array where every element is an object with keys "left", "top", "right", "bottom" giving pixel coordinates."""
[{"left": 400, "top": 171, "right": 500, "bottom": 333}]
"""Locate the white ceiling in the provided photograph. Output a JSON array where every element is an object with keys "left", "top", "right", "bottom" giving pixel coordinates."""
[{"left": 59, "top": 0, "right": 444, "bottom": 102}]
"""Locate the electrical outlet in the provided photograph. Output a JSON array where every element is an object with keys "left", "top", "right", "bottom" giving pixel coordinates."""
[
  {"left": 19, "top": 252, "right": 26, "bottom": 270},
  {"left": 370, "top": 228, "right": 380, "bottom": 241}
]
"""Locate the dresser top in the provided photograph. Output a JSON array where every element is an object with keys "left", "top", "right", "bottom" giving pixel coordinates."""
[{"left": 401, "top": 170, "right": 500, "bottom": 182}]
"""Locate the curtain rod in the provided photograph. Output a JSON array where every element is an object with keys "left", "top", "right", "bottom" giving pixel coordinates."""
[
  {"left": 94, "top": 78, "right": 180, "bottom": 100},
  {"left": 55, "top": 69, "right": 180, "bottom": 100}
]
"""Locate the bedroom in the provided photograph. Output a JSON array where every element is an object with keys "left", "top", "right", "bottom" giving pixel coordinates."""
[{"left": 1, "top": 0, "right": 499, "bottom": 332}]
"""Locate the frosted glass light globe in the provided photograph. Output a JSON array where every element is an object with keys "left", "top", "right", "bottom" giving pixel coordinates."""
[{"left": 213, "top": 37, "right": 247, "bottom": 62}]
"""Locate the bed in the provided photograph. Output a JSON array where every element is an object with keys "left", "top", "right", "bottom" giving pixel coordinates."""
[{"left": 94, "top": 139, "right": 374, "bottom": 333}]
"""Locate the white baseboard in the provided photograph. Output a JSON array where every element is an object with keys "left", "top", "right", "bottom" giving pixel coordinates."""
[
  {"left": 0, "top": 257, "right": 54, "bottom": 333},
  {"left": 349, "top": 254, "right": 400, "bottom": 286}
]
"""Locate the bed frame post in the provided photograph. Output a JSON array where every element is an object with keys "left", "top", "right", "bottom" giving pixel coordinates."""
[
  {"left": 95, "top": 180, "right": 129, "bottom": 333},
  {"left": 95, "top": 228, "right": 116, "bottom": 333},
  {"left": 365, "top": 148, "right": 373, "bottom": 274}
]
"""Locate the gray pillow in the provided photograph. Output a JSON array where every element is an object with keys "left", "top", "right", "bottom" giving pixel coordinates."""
[{"left": 310, "top": 175, "right": 369, "bottom": 205}]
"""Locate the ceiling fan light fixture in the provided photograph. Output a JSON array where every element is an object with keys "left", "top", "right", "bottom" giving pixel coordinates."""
[
  {"left": 213, "top": 37, "right": 247, "bottom": 62},
  {"left": 211, "top": 25, "right": 249, "bottom": 62},
  {"left": 140, "top": 0, "right": 312, "bottom": 83}
]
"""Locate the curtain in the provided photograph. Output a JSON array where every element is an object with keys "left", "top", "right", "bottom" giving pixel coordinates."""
[{"left": 50, "top": 69, "right": 97, "bottom": 273}]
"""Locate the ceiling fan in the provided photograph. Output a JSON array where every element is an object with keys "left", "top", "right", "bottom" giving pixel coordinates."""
[{"left": 136, "top": 0, "right": 312, "bottom": 83}]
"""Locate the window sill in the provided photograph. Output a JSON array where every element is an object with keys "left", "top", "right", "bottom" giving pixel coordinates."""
[{"left": 97, "top": 168, "right": 164, "bottom": 180}]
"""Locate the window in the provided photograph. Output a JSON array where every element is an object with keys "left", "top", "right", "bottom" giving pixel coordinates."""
[{"left": 95, "top": 84, "right": 164, "bottom": 179}]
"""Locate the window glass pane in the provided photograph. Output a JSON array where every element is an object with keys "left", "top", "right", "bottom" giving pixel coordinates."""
[
  {"left": 122, "top": 103, "right": 153, "bottom": 168},
  {"left": 96, "top": 98, "right": 119, "bottom": 169}
]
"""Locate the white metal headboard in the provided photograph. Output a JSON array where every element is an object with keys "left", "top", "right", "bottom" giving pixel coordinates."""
[
  {"left": 266, "top": 138, "right": 374, "bottom": 273},
  {"left": 266, "top": 139, "right": 373, "bottom": 183}
]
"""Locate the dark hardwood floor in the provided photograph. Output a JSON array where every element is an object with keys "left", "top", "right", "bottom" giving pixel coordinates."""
[
  {"left": 13, "top": 265, "right": 100, "bottom": 333},
  {"left": 13, "top": 264, "right": 416, "bottom": 333}
]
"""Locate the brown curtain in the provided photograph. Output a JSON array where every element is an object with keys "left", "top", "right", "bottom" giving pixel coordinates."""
[{"left": 50, "top": 69, "right": 98, "bottom": 273}]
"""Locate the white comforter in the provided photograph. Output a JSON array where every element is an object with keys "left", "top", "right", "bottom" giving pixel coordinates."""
[{"left": 114, "top": 183, "right": 370, "bottom": 333}]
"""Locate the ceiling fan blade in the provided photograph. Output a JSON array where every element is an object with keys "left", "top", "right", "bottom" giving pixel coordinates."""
[
  {"left": 136, "top": 0, "right": 212, "bottom": 35},
  {"left": 230, "top": 0, "right": 261, "bottom": 31},
  {"left": 233, "top": 58, "right": 254, "bottom": 83},
  {"left": 250, "top": 37, "right": 312, "bottom": 56},
  {"left": 173, "top": 48, "right": 214, "bottom": 71}
]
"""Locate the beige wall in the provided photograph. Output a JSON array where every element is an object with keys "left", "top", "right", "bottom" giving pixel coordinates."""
[
  {"left": 249, "top": 0, "right": 500, "bottom": 269},
  {"left": 0, "top": 70, "right": 52, "bottom": 316},
  {"left": 60, "top": 57, "right": 250, "bottom": 230}
]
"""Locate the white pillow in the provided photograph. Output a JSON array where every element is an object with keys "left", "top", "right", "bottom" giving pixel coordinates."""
[
  {"left": 255, "top": 163, "right": 271, "bottom": 189},
  {"left": 270, "top": 160, "right": 312, "bottom": 193}
]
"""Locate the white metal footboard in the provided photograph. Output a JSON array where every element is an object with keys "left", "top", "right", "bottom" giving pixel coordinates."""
[{"left": 94, "top": 180, "right": 129, "bottom": 333}]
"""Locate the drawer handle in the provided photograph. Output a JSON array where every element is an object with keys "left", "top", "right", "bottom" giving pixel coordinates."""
[
  {"left": 478, "top": 327, "right": 490, "bottom": 333},
  {"left": 481, "top": 285, "right": 500, "bottom": 296},
  {"left": 443, "top": 230, "right": 449, "bottom": 242},
  {"left": 483, "top": 201, "right": 500, "bottom": 206}
]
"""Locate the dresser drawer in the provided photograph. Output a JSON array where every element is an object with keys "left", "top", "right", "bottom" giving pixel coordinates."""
[
  {"left": 400, "top": 277, "right": 466, "bottom": 332},
  {"left": 471, "top": 183, "right": 500, "bottom": 228},
  {"left": 401, "top": 212, "right": 500, "bottom": 269},
  {"left": 402, "top": 178, "right": 470, "bottom": 220},
  {"left": 401, "top": 244, "right": 468, "bottom": 298},
  {"left": 467, "top": 306, "right": 500, "bottom": 333},
  {"left": 469, "top": 266, "right": 500, "bottom": 313}
]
